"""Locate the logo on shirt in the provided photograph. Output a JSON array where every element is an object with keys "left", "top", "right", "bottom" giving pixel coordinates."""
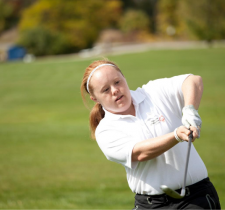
[
  {"left": 159, "top": 115, "right": 165, "bottom": 122},
  {"left": 146, "top": 113, "right": 165, "bottom": 125}
]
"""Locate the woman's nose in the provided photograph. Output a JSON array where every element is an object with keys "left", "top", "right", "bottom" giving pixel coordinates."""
[{"left": 111, "top": 86, "right": 119, "bottom": 95}]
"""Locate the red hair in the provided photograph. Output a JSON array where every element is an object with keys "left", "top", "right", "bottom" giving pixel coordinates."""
[{"left": 80, "top": 59, "right": 123, "bottom": 139}]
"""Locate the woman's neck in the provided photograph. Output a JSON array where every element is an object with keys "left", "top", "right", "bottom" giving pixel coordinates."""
[{"left": 117, "top": 102, "right": 136, "bottom": 116}]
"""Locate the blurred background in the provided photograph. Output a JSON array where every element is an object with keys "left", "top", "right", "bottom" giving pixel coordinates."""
[
  {"left": 1, "top": 0, "right": 225, "bottom": 60},
  {"left": 0, "top": 0, "right": 225, "bottom": 209}
]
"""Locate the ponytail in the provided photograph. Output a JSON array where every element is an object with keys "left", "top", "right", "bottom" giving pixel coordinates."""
[
  {"left": 90, "top": 103, "right": 105, "bottom": 139},
  {"left": 80, "top": 59, "right": 122, "bottom": 139}
]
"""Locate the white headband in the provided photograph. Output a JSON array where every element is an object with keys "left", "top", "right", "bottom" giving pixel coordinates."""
[{"left": 86, "top": 63, "right": 116, "bottom": 93}]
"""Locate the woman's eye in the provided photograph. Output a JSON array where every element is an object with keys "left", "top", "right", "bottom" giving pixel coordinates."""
[
  {"left": 115, "top": 81, "right": 120, "bottom": 84},
  {"left": 104, "top": 88, "right": 109, "bottom": 92}
]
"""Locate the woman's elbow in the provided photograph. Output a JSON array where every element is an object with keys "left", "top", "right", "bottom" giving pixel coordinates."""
[
  {"left": 193, "top": 75, "right": 203, "bottom": 85},
  {"left": 195, "top": 75, "right": 203, "bottom": 91},
  {"left": 196, "top": 75, "right": 203, "bottom": 84},
  {"left": 132, "top": 153, "right": 154, "bottom": 162},
  {"left": 188, "top": 75, "right": 203, "bottom": 91}
]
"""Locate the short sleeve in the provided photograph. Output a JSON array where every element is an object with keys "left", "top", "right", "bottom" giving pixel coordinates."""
[
  {"left": 142, "top": 74, "right": 192, "bottom": 119},
  {"left": 96, "top": 127, "right": 139, "bottom": 170}
]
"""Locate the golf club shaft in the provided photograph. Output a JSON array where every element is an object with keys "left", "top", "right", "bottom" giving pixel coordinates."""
[{"left": 181, "top": 131, "right": 193, "bottom": 196}]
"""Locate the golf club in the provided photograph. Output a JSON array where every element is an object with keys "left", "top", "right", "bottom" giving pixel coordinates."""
[{"left": 160, "top": 130, "right": 193, "bottom": 199}]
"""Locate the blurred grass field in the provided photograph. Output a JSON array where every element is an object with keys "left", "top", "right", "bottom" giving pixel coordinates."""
[{"left": 0, "top": 48, "right": 225, "bottom": 209}]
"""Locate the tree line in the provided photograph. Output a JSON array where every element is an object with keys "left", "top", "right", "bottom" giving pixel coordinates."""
[{"left": 1, "top": 0, "right": 225, "bottom": 56}]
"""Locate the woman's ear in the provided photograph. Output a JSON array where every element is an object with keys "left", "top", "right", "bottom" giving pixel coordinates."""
[{"left": 90, "top": 95, "right": 98, "bottom": 103}]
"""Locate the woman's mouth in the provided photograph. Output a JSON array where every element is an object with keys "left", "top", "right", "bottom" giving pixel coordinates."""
[{"left": 116, "top": 95, "right": 123, "bottom": 102}]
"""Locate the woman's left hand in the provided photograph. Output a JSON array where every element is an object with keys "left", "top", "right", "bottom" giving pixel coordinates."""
[
  {"left": 177, "top": 126, "right": 200, "bottom": 142},
  {"left": 189, "top": 126, "right": 200, "bottom": 142}
]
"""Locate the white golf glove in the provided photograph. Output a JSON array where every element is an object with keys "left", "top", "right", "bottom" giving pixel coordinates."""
[{"left": 182, "top": 105, "right": 202, "bottom": 138}]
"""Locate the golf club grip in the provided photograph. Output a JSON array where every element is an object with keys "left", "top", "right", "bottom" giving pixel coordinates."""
[
  {"left": 183, "top": 131, "right": 193, "bottom": 191},
  {"left": 188, "top": 130, "right": 193, "bottom": 142}
]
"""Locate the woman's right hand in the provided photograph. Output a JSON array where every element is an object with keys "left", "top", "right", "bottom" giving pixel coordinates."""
[{"left": 176, "top": 126, "right": 199, "bottom": 142}]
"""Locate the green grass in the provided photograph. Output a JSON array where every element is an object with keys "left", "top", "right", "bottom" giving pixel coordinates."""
[{"left": 0, "top": 48, "right": 225, "bottom": 209}]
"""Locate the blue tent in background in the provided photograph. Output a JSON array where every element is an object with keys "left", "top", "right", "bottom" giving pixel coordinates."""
[{"left": 7, "top": 46, "right": 26, "bottom": 61}]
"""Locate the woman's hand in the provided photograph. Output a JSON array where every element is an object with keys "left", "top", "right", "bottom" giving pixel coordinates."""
[
  {"left": 176, "top": 126, "right": 200, "bottom": 142},
  {"left": 182, "top": 105, "right": 201, "bottom": 138}
]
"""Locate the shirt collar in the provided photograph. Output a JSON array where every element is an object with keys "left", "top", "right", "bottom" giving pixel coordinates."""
[{"left": 103, "top": 89, "right": 146, "bottom": 120}]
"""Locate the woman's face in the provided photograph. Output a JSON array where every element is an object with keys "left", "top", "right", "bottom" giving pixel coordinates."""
[{"left": 90, "top": 66, "right": 133, "bottom": 115}]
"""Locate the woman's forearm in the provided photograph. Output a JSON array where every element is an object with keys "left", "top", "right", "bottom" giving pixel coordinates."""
[
  {"left": 132, "top": 126, "right": 198, "bottom": 162},
  {"left": 182, "top": 75, "right": 203, "bottom": 110},
  {"left": 132, "top": 132, "right": 178, "bottom": 162}
]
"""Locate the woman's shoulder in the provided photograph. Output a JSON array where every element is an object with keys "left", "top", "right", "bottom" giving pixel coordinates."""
[
  {"left": 95, "top": 116, "right": 122, "bottom": 135},
  {"left": 141, "top": 74, "right": 191, "bottom": 94}
]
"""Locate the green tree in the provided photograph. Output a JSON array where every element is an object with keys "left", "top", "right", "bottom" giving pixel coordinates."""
[
  {"left": 0, "top": 0, "right": 36, "bottom": 33},
  {"left": 157, "top": 0, "right": 185, "bottom": 38},
  {"left": 0, "top": 0, "right": 13, "bottom": 33},
  {"left": 121, "top": 0, "right": 158, "bottom": 34},
  {"left": 18, "top": 0, "right": 122, "bottom": 55},
  {"left": 180, "top": 0, "right": 225, "bottom": 42},
  {"left": 157, "top": 0, "right": 225, "bottom": 41},
  {"left": 18, "top": 27, "right": 73, "bottom": 56},
  {"left": 119, "top": 9, "right": 151, "bottom": 41},
  {"left": 119, "top": 9, "right": 150, "bottom": 34}
]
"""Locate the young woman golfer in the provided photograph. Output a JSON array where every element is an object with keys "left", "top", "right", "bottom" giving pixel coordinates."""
[{"left": 81, "top": 59, "right": 221, "bottom": 209}]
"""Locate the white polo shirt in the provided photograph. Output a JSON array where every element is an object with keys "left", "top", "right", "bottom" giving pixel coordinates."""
[{"left": 96, "top": 74, "right": 208, "bottom": 195}]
